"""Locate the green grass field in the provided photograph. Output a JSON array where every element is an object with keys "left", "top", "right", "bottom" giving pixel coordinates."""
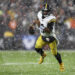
[{"left": 0, "top": 50, "right": 75, "bottom": 75}]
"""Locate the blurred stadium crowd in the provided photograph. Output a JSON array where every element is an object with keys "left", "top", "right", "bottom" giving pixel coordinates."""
[{"left": 0, "top": 0, "right": 75, "bottom": 50}]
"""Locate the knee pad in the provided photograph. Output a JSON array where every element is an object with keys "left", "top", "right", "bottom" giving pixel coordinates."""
[{"left": 35, "top": 48, "right": 42, "bottom": 53}]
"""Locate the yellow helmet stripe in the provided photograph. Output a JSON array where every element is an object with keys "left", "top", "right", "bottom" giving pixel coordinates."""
[{"left": 45, "top": 3, "right": 47, "bottom": 9}]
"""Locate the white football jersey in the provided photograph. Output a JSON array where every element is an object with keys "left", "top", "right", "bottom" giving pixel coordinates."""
[{"left": 37, "top": 11, "right": 56, "bottom": 37}]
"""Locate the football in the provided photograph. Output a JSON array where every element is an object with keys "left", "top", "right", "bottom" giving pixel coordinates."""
[
  {"left": 29, "top": 26, "right": 35, "bottom": 34},
  {"left": 43, "top": 27, "right": 50, "bottom": 33}
]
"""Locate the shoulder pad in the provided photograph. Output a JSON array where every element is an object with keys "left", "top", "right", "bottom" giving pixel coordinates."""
[{"left": 48, "top": 14, "right": 56, "bottom": 23}]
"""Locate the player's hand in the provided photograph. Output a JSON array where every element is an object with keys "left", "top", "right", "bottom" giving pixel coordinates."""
[
  {"left": 29, "top": 25, "right": 35, "bottom": 35},
  {"left": 43, "top": 27, "right": 50, "bottom": 33}
]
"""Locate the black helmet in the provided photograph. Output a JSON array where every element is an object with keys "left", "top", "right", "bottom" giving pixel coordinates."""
[
  {"left": 42, "top": 3, "right": 52, "bottom": 18},
  {"left": 42, "top": 3, "right": 51, "bottom": 12}
]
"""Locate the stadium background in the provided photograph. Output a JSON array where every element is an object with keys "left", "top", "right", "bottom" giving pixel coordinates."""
[
  {"left": 0, "top": 0, "right": 75, "bottom": 75},
  {"left": 0, "top": 0, "right": 75, "bottom": 50}
]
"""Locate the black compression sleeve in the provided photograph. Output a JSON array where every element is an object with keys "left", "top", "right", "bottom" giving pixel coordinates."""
[
  {"left": 47, "top": 22, "right": 54, "bottom": 31},
  {"left": 54, "top": 52, "right": 62, "bottom": 64}
]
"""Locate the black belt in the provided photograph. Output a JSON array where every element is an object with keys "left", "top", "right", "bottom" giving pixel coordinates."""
[{"left": 42, "top": 36, "right": 55, "bottom": 43}]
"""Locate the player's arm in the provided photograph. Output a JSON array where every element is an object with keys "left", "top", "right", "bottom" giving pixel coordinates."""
[
  {"left": 47, "top": 22, "right": 55, "bottom": 31},
  {"left": 29, "top": 19, "right": 40, "bottom": 34},
  {"left": 44, "top": 19, "right": 56, "bottom": 33},
  {"left": 33, "top": 19, "right": 40, "bottom": 27}
]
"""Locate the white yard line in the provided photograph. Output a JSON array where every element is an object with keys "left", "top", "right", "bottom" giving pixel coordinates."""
[{"left": 1, "top": 62, "right": 55, "bottom": 65}]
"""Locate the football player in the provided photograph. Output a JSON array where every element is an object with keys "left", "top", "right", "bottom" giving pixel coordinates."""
[{"left": 29, "top": 3, "right": 64, "bottom": 72}]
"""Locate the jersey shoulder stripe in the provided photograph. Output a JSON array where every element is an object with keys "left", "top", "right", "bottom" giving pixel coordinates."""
[
  {"left": 48, "top": 19, "right": 56, "bottom": 23},
  {"left": 48, "top": 14, "right": 56, "bottom": 23}
]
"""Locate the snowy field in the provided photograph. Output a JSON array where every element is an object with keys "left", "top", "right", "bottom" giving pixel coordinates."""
[{"left": 0, "top": 50, "right": 75, "bottom": 75}]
